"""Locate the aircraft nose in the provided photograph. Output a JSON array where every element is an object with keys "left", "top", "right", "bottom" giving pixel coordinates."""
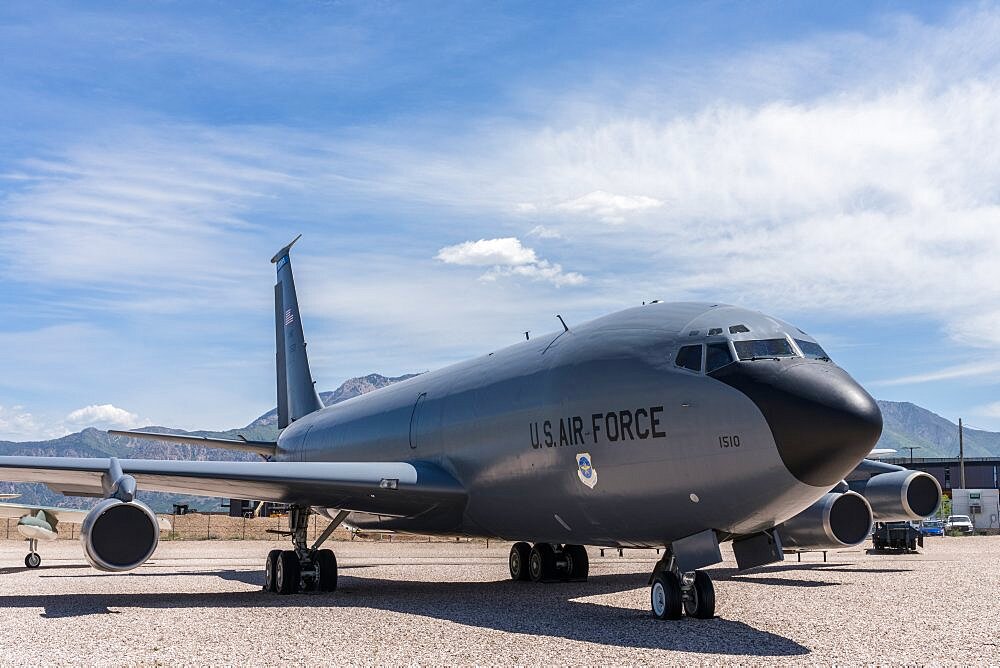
[{"left": 710, "top": 360, "right": 883, "bottom": 487}]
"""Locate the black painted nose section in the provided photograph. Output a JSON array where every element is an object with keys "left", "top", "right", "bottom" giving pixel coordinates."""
[{"left": 710, "top": 360, "right": 883, "bottom": 487}]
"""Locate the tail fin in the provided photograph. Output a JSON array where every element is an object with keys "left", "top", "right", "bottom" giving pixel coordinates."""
[{"left": 271, "top": 235, "right": 323, "bottom": 429}]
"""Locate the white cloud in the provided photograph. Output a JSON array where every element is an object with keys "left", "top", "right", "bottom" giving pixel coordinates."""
[
  {"left": 435, "top": 237, "right": 538, "bottom": 266},
  {"left": 435, "top": 237, "right": 585, "bottom": 287},
  {"left": 65, "top": 404, "right": 144, "bottom": 430},
  {"left": 554, "top": 190, "right": 663, "bottom": 224}
]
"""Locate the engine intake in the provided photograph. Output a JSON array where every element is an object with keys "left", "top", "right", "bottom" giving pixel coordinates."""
[
  {"left": 778, "top": 491, "right": 873, "bottom": 552},
  {"left": 80, "top": 498, "right": 160, "bottom": 572},
  {"left": 858, "top": 470, "right": 942, "bottom": 521}
]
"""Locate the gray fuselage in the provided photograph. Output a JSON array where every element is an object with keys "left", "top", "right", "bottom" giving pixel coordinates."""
[{"left": 276, "top": 302, "right": 882, "bottom": 548}]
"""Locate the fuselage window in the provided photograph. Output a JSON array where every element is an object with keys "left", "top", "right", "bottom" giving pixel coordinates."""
[
  {"left": 795, "top": 338, "right": 831, "bottom": 360},
  {"left": 705, "top": 342, "right": 734, "bottom": 372},
  {"left": 733, "top": 338, "right": 796, "bottom": 360},
  {"left": 675, "top": 344, "right": 703, "bottom": 372}
]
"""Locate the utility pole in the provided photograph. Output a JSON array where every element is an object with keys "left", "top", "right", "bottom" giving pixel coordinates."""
[{"left": 959, "top": 418, "right": 966, "bottom": 490}]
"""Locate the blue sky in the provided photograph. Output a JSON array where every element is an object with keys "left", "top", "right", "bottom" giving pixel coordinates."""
[{"left": 1, "top": 1, "right": 998, "bottom": 441}]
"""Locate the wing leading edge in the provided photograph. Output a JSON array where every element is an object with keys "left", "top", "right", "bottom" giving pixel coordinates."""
[{"left": 0, "top": 457, "right": 466, "bottom": 518}]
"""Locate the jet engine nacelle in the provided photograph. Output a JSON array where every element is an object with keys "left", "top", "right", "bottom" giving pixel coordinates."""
[
  {"left": 778, "top": 491, "right": 873, "bottom": 552},
  {"left": 79, "top": 498, "right": 160, "bottom": 572},
  {"left": 857, "top": 469, "right": 942, "bottom": 521}
]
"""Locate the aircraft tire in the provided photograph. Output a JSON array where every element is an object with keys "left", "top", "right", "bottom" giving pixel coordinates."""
[
  {"left": 264, "top": 549, "right": 282, "bottom": 592},
  {"left": 509, "top": 542, "right": 531, "bottom": 581},
  {"left": 25, "top": 553, "right": 41, "bottom": 569},
  {"left": 276, "top": 550, "right": 300, "bottom": 595},
  {"left": 682, "top": 571, "right": 715, "bottom": 619},
  {"left": 316, "top": 549, "right": 338, "bottom": 592},
  {"left": 650, "top": 571, "right": 682, "bottom": 620},
  {"left": 529, "top": 543, "right": 556, "bottom": 582},
  {"left": 563, "top": 545, "right": 589, "bottom": 580}
]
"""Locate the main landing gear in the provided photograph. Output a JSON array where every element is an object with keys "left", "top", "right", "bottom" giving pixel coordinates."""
[
  {"left": 24, "top": 539, "right": 40, "bottom": 569},
  {"left": 263, "top": 506, "right": 348, "bottom": 595},
  {"left": 508, "top": 542, "right": 589, "bottom": 582},
  {"left": 649, "top": 548, "right": 715, "bottom": 620}
]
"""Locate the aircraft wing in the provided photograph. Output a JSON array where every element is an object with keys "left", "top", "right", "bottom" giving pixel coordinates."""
[
  {"left": 0, "top": 457, "right": 466, "bottom": 518},
  {"left": 0, "top": 502, "right": 88, "bottom": 523},
  {"left": 846, "top": 457, "right": 906, "bottom": 481},
  {"left": 867, "top": 448, "right": 896, "bottom": 459}
]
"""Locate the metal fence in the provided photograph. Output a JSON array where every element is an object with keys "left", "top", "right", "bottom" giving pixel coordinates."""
[{"left": 2, "top": 513, "right": 485, "bottom": 543}]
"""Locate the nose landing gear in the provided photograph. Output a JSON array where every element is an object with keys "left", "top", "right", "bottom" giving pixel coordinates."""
[
  {"left": 24, "top": 539, "right": 41, "bottom": 568},
  {"left": 509, "top": 542, "right": 589, "bottom": 582},
  {"left": 263, "top": 506, "right": 347, "bottom": 594},
  {"left": 649, "top": 548, "right": 715, "bottom": 620}
]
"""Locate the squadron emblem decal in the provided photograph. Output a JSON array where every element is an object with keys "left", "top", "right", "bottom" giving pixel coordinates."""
[{"left": 576, "top": 452, "right": 597, "bottom": 489}]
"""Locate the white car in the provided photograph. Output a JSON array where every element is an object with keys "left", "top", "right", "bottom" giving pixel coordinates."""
[{"left": 945, "top": 515, "right": 974, "bottom": 534}]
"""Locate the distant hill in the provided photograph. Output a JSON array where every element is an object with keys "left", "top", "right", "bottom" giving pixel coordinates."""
[
  {"left": 0, "top": 381, "right": 996, "bottom": 512},
  {"left": 876, "top": 400, "right": 1000, "bottom": 459}
]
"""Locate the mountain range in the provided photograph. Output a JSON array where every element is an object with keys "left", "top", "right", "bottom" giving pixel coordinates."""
[{"left": 1, "top": 372, "right": 996, "bottom": 511}]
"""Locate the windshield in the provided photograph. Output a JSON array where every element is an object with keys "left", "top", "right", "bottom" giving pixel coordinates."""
[
  {"left": 949, "top": 516, "right": 971, "bottom": 522},
  {"left": 795, "top": 338, "right": 831, "bottom": 360},
  {"left": 733, "top": 338, "right": 796, "bottom": 361}
]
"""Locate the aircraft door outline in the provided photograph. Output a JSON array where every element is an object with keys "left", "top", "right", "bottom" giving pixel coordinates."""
[{"left": 409, "top": 392, "right": 427, "bottom": 449}]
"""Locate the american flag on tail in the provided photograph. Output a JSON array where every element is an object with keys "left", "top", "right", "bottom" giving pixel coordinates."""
[{"left": 284, "top": 308, "right": 294, "bottom": 326}]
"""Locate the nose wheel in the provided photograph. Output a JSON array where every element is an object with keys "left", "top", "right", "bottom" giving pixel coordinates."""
[
  {"left": 24, "top": 539, "right": 40, "bottom": 569},
  {"left": 649, "top": 549, "right": 715, "bottom": 620}
]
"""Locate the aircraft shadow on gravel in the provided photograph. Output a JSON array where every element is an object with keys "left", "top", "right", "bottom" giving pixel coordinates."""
[{"left": 4, "top": 571, "right": 810, "bottom": 656}]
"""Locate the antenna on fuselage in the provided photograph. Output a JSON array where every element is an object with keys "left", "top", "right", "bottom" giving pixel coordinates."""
[
  {"left": 556, "top": 315, "right": 569, "bottom": 332},
  {"left": 524, "top": 331, "right": 530, "bottom": 340}
]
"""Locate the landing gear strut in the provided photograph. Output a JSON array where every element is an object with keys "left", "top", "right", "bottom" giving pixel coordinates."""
[
  {"left": 649, "top": 548, "right": 715, "bottom": 620},
  {"left": 509, "top": 542, "right": 589, "bottom": 582},
  {"left": 24, "top": 539, "right": 40, "bottom": 569},
  {"left": 264, "top": 506, "right": 347, "bottom": 594}
]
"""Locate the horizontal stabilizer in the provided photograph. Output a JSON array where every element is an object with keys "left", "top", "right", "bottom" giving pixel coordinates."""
[{"left": 108, "top": 430, "right": 276, "bottom": 458}]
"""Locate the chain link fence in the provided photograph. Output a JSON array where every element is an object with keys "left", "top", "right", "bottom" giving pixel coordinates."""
[{"left": 1, "top": 514, "right": 487, "bottom": 543}]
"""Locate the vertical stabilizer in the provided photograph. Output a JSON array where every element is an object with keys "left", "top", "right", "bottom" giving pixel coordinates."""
[{"left": 271, "top": 235, "right": 323, "bottom": 428}]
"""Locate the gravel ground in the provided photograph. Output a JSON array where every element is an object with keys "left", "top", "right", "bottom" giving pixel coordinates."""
[{"left": 0, "top": 536, "right": 997, "bottom": 666}]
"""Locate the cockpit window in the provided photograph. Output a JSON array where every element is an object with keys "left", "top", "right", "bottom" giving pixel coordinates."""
[
  {"left": 729, "top": 324, "right": 750, "bottom": 334},
  {"left": 795, "top": 339, "right": 831, "bottom": 360},
  {"left": 675, "top": 344, "right": 703, "bottom": 372},
  {"left": 733, "top": 338, "right": 796, "bottom": 360},
  {"left": 708, "top": 327, "right": 723, "bottom": 336},
  {"left": 705, "top": 342, "right": 733, "bottom": 372}
]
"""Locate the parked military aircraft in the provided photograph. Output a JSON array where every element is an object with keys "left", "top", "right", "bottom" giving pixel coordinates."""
[
  {"left": 0, "top": 237, "right": 940, "bottom": 620},
  {"left": 0, "top": 500, "right": 171, "bottom": 568}
]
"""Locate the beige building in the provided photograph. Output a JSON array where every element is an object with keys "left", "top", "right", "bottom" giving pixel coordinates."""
[{"left": 951, "top": 489, "right": 1000, "bottom": 531}]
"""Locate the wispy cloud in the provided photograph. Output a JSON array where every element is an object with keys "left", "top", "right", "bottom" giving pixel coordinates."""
[
  {"left": 873, "top": 361, "right": 1000, "bottom": 387},
  {"left": 972, "top": 401, "right": 1000, "bottom": 419},
  {"left": 554, "top": 190, "right": 663, "bottom": 224},
  {"left": 527, "top": 225, "right": 562, "bottom": 239},
  {"left": 0, "top": 405, "right": 68, "bottom": 442}
]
